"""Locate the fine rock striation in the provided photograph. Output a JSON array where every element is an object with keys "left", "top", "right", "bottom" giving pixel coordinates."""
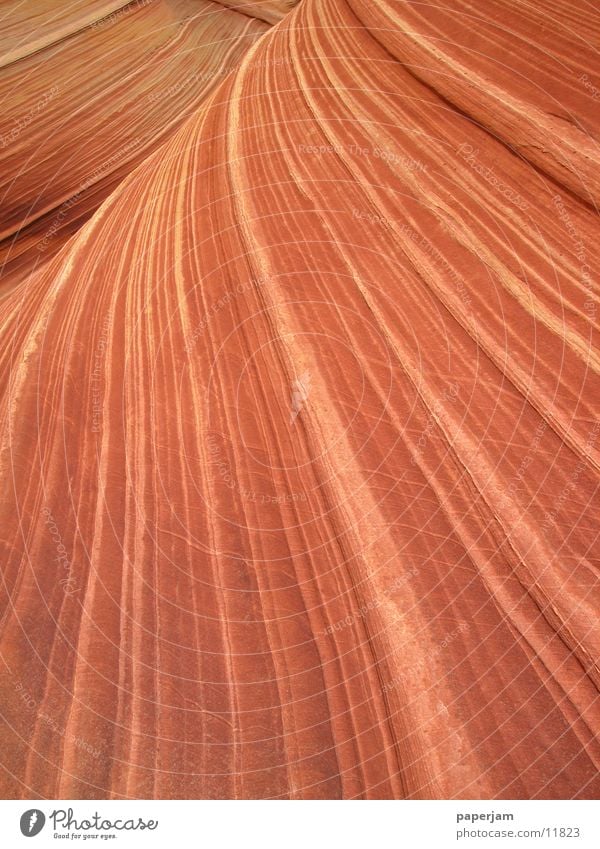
[
  {"left": 214, "top": 1, "right": 299, "bottom": 25},
  {"left": 0, "top": 0, "right": 599, "bottom": 799},
  {"left": 0, "top": 0, "right": 269, "bottom": 293}
]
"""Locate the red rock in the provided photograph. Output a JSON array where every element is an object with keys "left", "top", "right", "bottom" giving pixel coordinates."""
[
  {"left": 0, "top": 0, "right": 269, "bottom": 293},
  {"left": 0, "top": 0, "right": 598, "bottom": 799}
]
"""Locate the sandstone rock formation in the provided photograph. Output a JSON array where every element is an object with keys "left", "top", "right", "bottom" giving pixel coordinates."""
[
  {"left": 215, "top": 1, "right": 298, "bottom": 24},
  {"left": 0, "top": 0, "right": 598, "bottom": 799},
  {"left": 0, "top": 0, "right": 268, "bottom": 293}
]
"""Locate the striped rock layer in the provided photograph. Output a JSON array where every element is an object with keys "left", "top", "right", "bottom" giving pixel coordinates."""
[
  {"left": 0, "top": 0, "right": 599, "bottom": 799},
  {"left": 0, "top": 0, "right": 269, "bottom": 293}
]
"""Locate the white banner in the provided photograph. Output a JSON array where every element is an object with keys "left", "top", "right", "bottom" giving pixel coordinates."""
[{"left": 0, "top": 800, "right": 598, "bottom": 848}]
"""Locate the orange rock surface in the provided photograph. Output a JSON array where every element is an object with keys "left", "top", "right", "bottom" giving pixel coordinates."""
[
  {"left": 0, "top": 0, "right": 268, "bottom": 293},
  {"left": 0, "top": 0, "right": 598, "bottom": 799},
  {"left": 215, "top": 0, "right": 298, "bottom": 24}
]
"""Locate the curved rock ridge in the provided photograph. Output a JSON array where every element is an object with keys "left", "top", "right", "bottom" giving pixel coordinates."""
[
  {"left": 347, "top": 0, "right": 600, "bottom": 206},
  {"left": 0, "top": 0, "right": 599, "bottom": 799},
  {"left": 0, "top": 0, "right": 269, "bottom": 293},
  {"left": 215, "top": 1, "right": 299, "bottom": 25},
  {"left": 0, "top": 1, "right": 138, "bottom": 67}
]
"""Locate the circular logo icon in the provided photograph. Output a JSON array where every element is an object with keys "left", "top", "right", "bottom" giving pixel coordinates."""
[{"left": 20, "top": 810, "right": 45, "bottom": 837}]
